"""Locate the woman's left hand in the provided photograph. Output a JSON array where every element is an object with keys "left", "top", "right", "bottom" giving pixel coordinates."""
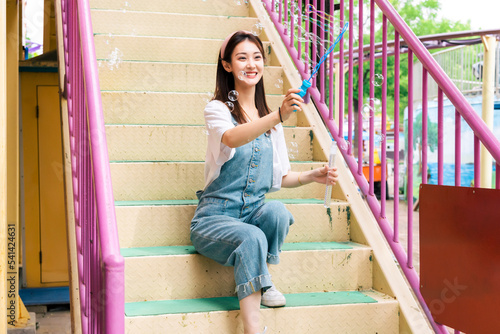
[{"left": 312, "top": 165, "right": 339, "bottom": 186}]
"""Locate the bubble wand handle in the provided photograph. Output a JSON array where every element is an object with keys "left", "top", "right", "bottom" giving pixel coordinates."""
[{"left": 324, "top": 141, "right": 337, "bottom": 208}]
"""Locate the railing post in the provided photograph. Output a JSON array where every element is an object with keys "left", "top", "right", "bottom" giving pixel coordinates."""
[
  {"left": 357, "top": 0, "right": 364, "bottom": 176},
  {"left": 480, "top": 35, "right": 497, "bottom": 188},
  {"left": 393, "top": 30, "right": 400, "bottom": 243}
]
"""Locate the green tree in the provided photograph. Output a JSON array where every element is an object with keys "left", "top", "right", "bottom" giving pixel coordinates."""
[{"left": 295, "top": 0, "right": 470, "bottom": 127}]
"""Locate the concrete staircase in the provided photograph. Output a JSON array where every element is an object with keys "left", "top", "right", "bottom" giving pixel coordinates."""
[{"left": 90, "top": 0, "right": 406, "bottom": 332}]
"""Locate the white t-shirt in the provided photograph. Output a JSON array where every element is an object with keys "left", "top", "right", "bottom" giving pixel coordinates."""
[{"left": 203, "top": 100, "right": 291, "bottom": 193}]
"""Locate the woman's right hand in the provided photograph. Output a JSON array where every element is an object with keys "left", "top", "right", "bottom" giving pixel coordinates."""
[{"left": 280, "top": 88, "right": 304, "bottom": 121}]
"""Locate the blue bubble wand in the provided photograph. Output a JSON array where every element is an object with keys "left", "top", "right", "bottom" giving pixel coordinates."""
[
  {"left": 293, "top": 22, "right": 348, "bottom": 207},
  {"left": 296, "top": 22, "right": 349, "bottom": 100}
]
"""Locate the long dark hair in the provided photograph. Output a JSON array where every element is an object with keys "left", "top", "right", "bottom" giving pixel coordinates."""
[{"left": 213, "top": 31, "right": 271, "bottom": 125}]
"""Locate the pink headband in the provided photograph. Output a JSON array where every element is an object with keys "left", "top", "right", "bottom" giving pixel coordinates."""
[{"left": 220, "top": 30, "right": 253, "bottom": 59}]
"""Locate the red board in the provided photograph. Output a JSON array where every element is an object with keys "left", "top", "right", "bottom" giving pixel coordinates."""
[{"left": 420, "top": 184, "right": 500, "bottom": 333}]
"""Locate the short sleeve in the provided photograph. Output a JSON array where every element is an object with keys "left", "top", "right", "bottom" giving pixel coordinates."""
[{"left": 204, "top": 100, "right": 236, "bottom": 165}]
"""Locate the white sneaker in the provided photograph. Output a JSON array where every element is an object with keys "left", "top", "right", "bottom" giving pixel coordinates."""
[{"left": 261, "top": 284, "right": 286, "bottom": 307}]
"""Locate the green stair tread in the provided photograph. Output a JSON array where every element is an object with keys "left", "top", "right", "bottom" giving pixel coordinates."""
[
  {"left": 125, "top": 291, "right": 377, "bottom": 317},
  {"left": 115, "top": 199, "right": 199, "bottom": 206},
  {"left": 115, "top": 198, "right": 348, "bottom": 206},
  {"left": 121, "top": 242, "right": 354, "bottom": 258},
  {"left": 109, "top": 160, "right": 319, "bottom": 163}
]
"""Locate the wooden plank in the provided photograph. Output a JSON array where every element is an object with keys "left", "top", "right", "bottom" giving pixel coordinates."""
[{"left": 6, "top": 0, "right": 19, "bottom": 327}]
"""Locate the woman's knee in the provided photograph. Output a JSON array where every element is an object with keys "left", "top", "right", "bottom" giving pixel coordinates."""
[
  {"left": 260, "top": 201, "right": 294, "bottom": 227},
  {"left": 244, "top": 227, "right": 268, "bottom": 250}
]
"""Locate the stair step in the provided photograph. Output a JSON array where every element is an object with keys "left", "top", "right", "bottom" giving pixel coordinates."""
[
  {"left": 122, "top": 242, "right": 372, "bottom": 302},
  {"left": 101, "top": 92, "right": 295, "bottom": 126},
  {"left": 105, "top": 125, "right": 313, "bottom": 161},
  {"left": 90, "top": 0, "right": 251, "bottom": 17},
  {"left": 126, "top": 290, "right": 376, "bottom": 316},
  {"left": 121, "top": 242, "right": 355, "bottom": 257},
  {"left": 124, "top": 290, "right": 399, "bottom": 333},
  {"left": 94, "top": 35, "right": 273, "bottom": 64},
  {"left": 98, "top": 61, "right": 283, "bottom": 93},
  {"left": 115, "top": 199, "right": 350, "bottom": 248},
  {"left": 110, "top": 161, "right": 332, "bottom": 201},
  {"left": 91, "top": 10, "right": 261, "bottom": 39}
]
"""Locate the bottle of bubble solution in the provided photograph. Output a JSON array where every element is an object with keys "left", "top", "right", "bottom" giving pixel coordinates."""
[{"left": 323, "top": 141, "right": 337, "bottom": 208}]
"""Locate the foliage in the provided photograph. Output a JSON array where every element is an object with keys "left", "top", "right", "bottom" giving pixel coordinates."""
[
  {"left": 328, "top": 0, "right": 471, "bottom": 122},
  {"left": 365, "top": 0, "right": 470, "bottom": 120}
]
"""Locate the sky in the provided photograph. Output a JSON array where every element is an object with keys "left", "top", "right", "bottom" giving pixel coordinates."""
[{"left": 438, "top": 0, "right": 500, "bottom": 30}]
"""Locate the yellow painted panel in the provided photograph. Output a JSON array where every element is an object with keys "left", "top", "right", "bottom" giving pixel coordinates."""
[
  {"left": 21, "top": 72, "right": 67, "bottom": 288},
  {"left": 37, "top": 85, "right": 68, "bottom": 283},
  {"left": 21, "top": 73, "right": 41, "bottom": 288}
]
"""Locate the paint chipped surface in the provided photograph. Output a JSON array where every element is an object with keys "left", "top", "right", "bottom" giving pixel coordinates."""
[{"left": 326, "top": 207, "right": 332, "bottom": 228}]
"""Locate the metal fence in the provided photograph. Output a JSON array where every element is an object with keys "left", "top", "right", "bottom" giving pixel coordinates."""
[
  {"left": 264, "top": 0, "right": 500, "bottom": 333},
  {"left": 414, "top": 43, "right": 500, "bottom": 103}
]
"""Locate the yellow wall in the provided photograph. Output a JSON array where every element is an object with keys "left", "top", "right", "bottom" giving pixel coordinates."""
[{"left": 1, "top": 2, "right": 9, "bottom": 332}]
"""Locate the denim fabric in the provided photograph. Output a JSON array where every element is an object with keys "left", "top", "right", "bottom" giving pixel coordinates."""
[{"left": 191, "top": 131, "right": 294, "bottom": 300}]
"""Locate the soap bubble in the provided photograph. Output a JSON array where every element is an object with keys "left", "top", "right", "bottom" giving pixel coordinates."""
[
  {"left": 238, "top": 71, "right": 247, "bottom": 81},
  {"left": 362, "top": 98, "right": 380, "bottom": 119},
  {"left": 340, "top": 141, "right": 351, "bottom": 151},
  {"left": 251, "top": 22, "right": 263, "bottom": 36},
  {"left": 203, "top": 92, "right": 212, "bottom": 104},
  {"left": 288, "top": 142, "right": 299, "bottom": 160},
  {"left": 275, "top": 78, "right": 283, "bottom": 89},
  {"left": 105, "top": 33, "right": 114, "bottom": 45},
  {"left": 228, "top": 90, "right": 239, "bottom": 101},
  {"left": 375, "top": 133, "right": 386, "bottom": 147},
  {"left": 225, "top": 101, "right": 235, "bottom": 112},
  {"left": 106, "top": 47, "right": 124, "bottom": 70},
  {"left": 362, "top": 104, "right": 374, "bottom": 120},
  {"left": 372, "top": 73, "right": 384, "bottom": 87},
  {"left": 302, "top": 51, "right": 313, "bottom": 64}
]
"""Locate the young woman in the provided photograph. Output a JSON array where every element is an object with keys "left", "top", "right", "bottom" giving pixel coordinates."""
[{"left": 190, "top": 31, "right": 338, "bottom": 334}]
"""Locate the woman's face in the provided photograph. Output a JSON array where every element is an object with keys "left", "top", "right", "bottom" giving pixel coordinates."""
[{"left": 224, "top": 39, "right": 264, "bottom": 87}]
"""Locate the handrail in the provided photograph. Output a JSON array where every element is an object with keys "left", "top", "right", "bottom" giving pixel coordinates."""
[
  {"left": 262, "top": 0, "right": 500, "bottom": 333},
  {"left": 60, "top": 0, "right": 124, "bottom": 332},
  {"left": 376, "top": 0, "right": 500, "bottom": 164}
]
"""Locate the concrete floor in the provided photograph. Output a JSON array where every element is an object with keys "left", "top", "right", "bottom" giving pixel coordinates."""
[{"left": 31, "top": 305, "right": 71, "bottom": 334}]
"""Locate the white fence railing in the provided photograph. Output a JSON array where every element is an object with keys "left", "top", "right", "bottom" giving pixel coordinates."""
[{"left": 414, "top": 43, "right": 500, "bottom": 103}]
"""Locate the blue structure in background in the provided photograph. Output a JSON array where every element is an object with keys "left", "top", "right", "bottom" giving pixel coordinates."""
[{"left": 405, "top": 97, "right": 500, "bottom": 195}]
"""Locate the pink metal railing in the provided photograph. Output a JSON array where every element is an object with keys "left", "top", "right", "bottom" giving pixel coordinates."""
[
  {"left": 60, "top": 0, "right": 124, "bottom": 333},
  {"left": 263, "top": 0, "right": 500, "bottom": 333}
]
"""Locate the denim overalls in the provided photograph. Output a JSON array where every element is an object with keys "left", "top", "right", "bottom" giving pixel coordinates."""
[{"left": 191, "top": 128, "right": 294, "bottom": 300}]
